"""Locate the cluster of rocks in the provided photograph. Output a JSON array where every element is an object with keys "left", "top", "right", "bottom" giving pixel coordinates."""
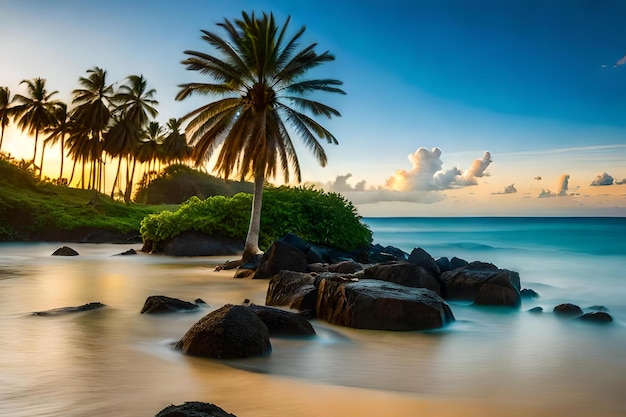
[{"left": 530, "top": 302, "right": 613, "bottom": 323}]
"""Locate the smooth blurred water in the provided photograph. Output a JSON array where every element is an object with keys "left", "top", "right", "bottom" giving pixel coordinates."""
[{"left": 1, "top": 218, "right": 625, "bottom": 417}]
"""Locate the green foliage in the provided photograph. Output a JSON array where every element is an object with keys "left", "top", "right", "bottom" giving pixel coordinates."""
[
  {"left": 133, "top": 164, "right": 254, "bottom": 204},
  {"left": 0, "top": 154, "right": 167, "bottom": 240},
  {"left": 140, "top": 185, "right": 372, "bottom": 251}
]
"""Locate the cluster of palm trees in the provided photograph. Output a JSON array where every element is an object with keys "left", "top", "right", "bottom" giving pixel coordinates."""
[{"left": 0, "top": 68, "right": 191, "bottom": 203}]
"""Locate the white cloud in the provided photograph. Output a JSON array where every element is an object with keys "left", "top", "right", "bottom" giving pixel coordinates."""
[
  {"left": 492, "top": 184, "right": 517, "bottom": 195},
  {"left": 385, "top": 147, "right": 491, "bottom": 191},
  {"left": 325, "top": 173, "right": 366, "bottom": 192},
  {"left": 590, "top": 172, "right": 614, "bottom": 186},
  {"left": 538, "top": 174, "right": 571, "bottom": 198}
]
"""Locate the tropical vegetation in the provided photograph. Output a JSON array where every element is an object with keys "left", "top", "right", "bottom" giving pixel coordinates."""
[
  {"left": 176, "top": 11, "right": 345, "bottom": 260},
  {"left": 140, "top": 186, "right": 372, "bottom": 253}
]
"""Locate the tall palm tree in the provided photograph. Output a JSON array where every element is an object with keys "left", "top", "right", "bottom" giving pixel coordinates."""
[
  {"left": 162, "top": 118, "right": 190, "bottom": 165},
  {"left": 43, "top": 102, "right": 72, "bottom": 183},
  {"left": 176, "top": 11, "right": 345, "bottom": 260},
  {"left": 13, "top": 78, "right": 59, "bottom": 175},
  {"left": 109, "top": 74, "right": 158, "bottom": 203},
  {"left": 71, "top": 67, "right": 113, "bottom": 201},
  {"left": 0, "top": 86, "right": 16, "bottom": 152}
]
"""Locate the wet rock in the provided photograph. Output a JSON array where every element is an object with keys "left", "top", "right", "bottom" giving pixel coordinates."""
[
  {"left": 407, "top": 247, "right": 441, "bottom": 278},
  {"left": 327, "top": 260, "right": 363, "bottom": 274},
  {"left": 578, "top": 311, "right": 613, "bottom": 323},
  {"left": 361, "top": 261, "right": 441, "bottom": 295},
  {"left": 141, "top": 295, "right": 200, "bottom": 314},
  {"left": 175, "top": 304, "right": 271, "bottom": 359},
  {"left": 115, "top": 248, "right": 137, "bottom": 256},
  {"left": 52, "top": 246, "right": 79, "bottom": 256},
  {"left": 520, "top": 288, "right": 540, "bottom": 298},
  {"left": 553, "top": 303, "right": 583, "bottom": 317},
  {"left": 265, "top": 270, "right": 319, "bottom": 312},
  {"left": 254, "top": 240, "right": 308, "bottom": 279},
  {"left": 449, "top": 257, "right": 469, "bottom": 270},
  {"left": 33, "top": 302, "right": 105, "bottom": 316},
  {"left": 316, "top": 277, "right": 454, "bottom": 331},
  {"left": 528, "top": 306, "right": 543, "bottom": 313},
  {"left": 155, "top": 401, "right": 237, "bottom": 417},
  {"left": 435, "top": 257, "right": 451, "bottom": 273},
  {"left": 159, "top": 231, "right": 243, "bottom": 256},
  {"left": 247, "top": 304, "right": 316, "bottom": 336}
]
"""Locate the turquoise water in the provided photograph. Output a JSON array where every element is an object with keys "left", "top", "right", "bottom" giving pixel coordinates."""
[{"left": 0, "top": 217, "right": 625, "bottom": 416}]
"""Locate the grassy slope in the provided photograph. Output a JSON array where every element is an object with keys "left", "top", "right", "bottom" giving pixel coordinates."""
[{"left": 0, "top": 157, "right": 172, "bottom": 241}]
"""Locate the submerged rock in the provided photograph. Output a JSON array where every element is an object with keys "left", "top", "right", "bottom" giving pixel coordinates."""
[
  {"left": 175, "top": 304, "right": 271, "bottom": 359},
  {"left": 553, "top": 303, "right": 583, "bottom": 317},
  {"left": 33, "top": 302, "right": 105, "bottom": 316},
  {"left": 155, "top": 402, "right": 237, "bottom": 417},
  {"left": 51, "top": 246, "right": 79, "bottom": 256},
  {"left": 578, "top": 311, "right": 613, "bottom": 323},
  {"left": 140, "top": 295, "right": 200, "bottom": 314},
  {"left": 247, "top": 304, "right": 316, "bottom": 336}
]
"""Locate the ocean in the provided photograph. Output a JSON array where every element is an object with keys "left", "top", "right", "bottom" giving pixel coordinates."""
[{"left": 0, "top": 217, "right": 625, "bottom": 417}]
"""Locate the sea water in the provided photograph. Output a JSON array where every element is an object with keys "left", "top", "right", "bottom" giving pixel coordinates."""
[{"left": 0, "top": 217, "right": 625, "bottom": 416}]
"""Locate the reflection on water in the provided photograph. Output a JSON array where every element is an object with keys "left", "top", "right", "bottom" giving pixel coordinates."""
[{"left": 0, "top": 242, "right": 625, "bottom": 417}]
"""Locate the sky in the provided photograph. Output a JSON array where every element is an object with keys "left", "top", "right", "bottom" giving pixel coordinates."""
[{"left": 1, "top": 0, "right": 626, "bottom": 216}]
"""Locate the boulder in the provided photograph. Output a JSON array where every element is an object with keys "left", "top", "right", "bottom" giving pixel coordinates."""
[
  {"left": 441, "top": 261, "right": 521, "bottom": 307},
  {"left": 361, "top": 261, "right": 441, "bottom": 295},
  {"left": 316, "top": 277, "right": 454, "bottom": 331},
  {"left": 449, "top": 257, "right": 469, "bottom": 270},
  {"left": 368, "top": 244, "right": 408, "bottom": 263},
  {"left": 328, "top": 260, "right": 363, "bottom": 274},
  {"left": 528, "top": 306, "right": 543, "bottom": 313},
  {"left": 407, "top": 247, "right": 441, "bottom": 278},
  {"left": 33, "top": 302, "right": 105, "bottom": 316},
  {"left": 435, "top": 257, "right": 451, "bottom": 273},
  {"left": 520, "top": 288, "right": 540, "bottom": 298},
  {"left": 175, "top": 304, "right": 271, "bottom": 359},
  {"left": 254, "top": 240, "right": 308, "bottom": 279},
  {"left": 247, "top": 304, "right": 316, "bottom": 336},
  {"left": 265, "top": 270, "right": 319, "bottom": 312},
  {"left": 578, "top": 311, "right": 613, "bottom": 323},
  {"left": 52, "top": 246, "right": 79, "bottom": 256},
  {"left": 155, "top": 402, "right": 237, "bottom": 417},
  {"left": 159, "top": 231, "right": 243, "bottom": 256},
  {"left": 140, "top": 295, "right": 200, "bottom": 314},
  {"left": 553, "top": 303, "right": 583, "bottom": 317},
  {"left": 115, "top": 248, "right": 137, "bottom": 256}
]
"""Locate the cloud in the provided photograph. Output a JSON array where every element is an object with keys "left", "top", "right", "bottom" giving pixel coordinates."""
[
  {"left": 590, "top": 172, "right": 614, "bottom": 186},
  {"left": 538, "top": 174, "right": 571, "bottom": 198},
  {"left": 385, "top": 147, "right": 491, "bottom": 191},
  {"left": 616, "top": 178, "right": 626, "bottom": 185},
  {"left": 492, "top": 184, "right": 517, "bottom": 195},
  {"left": 326, "top": 173, "right": 366, "bottom": 192}
]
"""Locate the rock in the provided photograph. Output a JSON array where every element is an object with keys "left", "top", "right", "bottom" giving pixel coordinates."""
[
  {"left": 159, "top": 231, "right": 244, "bottom": 256},
  {"left": 265, "top": 270, "right": 319, "bottom": 312},
  {"left": 175, "top": 304, "right": 271, "bottom": 359},
  {"left": 52, "top": 246, "right": 79, "bottom": 256},
  {"left": 247, "top": 304, "right": 316, "bottom": 336},
  {"left": 33, "top": 302, "right": 105, "bottom": 316},
  {"left": 327, "top": 260, "right": 363, "bottom": 274},
  {"left": 587, "top": 305, "right": 609, "bottom": 312},
  {"left": 141, "top": 295, "right": 200, "bottom": 314},
  {"left": 155, "top": 401, "right": 237, "bottom": 417},
  {"left": 368, "top": 244, "right": 408, "bottom": 263},
  {"left": 278, "top": 233, "right": 310, "bottom": 253},
  {"left": 234, "top": 268, "right": 255, "bottom": 279},
  {"left": 305, "top": 246, "right": 325, "bottom": 264},
  {"left": 316, "top": 278, "right": 455, "bottom": 331},
  {"left": 117, "top": 248, "right": 137, "bottom": 255},
  {"left": 528, "top": 306, "right": 543, "bottom": 313},
  {"left": 407, "top": 247, "right": 441, "bottom": 278},
  {"left": 254, "top": 240, "right": 308, "bottom": 279},
  {"left": 435, "top": 257, "right": 451, "bottom": 273},
  {"left": 520, "top": 288, "right": 540, "bottom": 298},
  {"left": 578, "top": 311, "right": 613, "bottom": 323},
  {"left": 553, "top": 303, "right": 583, "bottom": 317},
  {"left": 307, "top": 263, "right": 328, "bottom": 273},
  {"left": 449, "top": 257, "right": 469, "bottom": 270},
  {"left": 441, "top": 261, "right": 521, "bottom": 307},
  {"left": 195, "top": 298, "right": 207, "bottom": 304},
  {"left": 361, "top": 261, "right": 441, "bottom": 295}
]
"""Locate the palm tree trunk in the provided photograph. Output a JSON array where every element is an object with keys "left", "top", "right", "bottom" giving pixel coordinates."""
[
  {"left": 59, "top": 135, "right": 65, "bottom": 183},
  {"left": 32, "top": 129, "right": 39, "bottom": 165},
  {"left": 38, "top": 142, "right": 46, "bottom": 180},
  {"left": 124, "top": 157, "right": 137, "bottom": 204},
  {"left": 242, "top": 168, "right": 265, "bottom": 261},
  {"left": 68, "top": 158, "right": 78, "bottom": 186},
  {"left": 0, "top": 126, "right": 5, "bottom": 151},
  {"left": 111, "top": 157, "right": 123, "bottom": 199}
]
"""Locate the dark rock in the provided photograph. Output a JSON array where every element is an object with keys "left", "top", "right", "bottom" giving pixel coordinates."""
[
  {"left": 254, "top": 240, "right": 308, "bottom": 279},
  {"left": 587, "top": 305, "right": 609, "bottom": 312},
  {"left": 528, "top": 306, "right": 543, "bottom": 313},
  {"left": 520, "top": 288, "right": 540, "bottom": 298},
  {"left": 553, "top": 303, "right": 583, "bottom": 317},
  {"left": 435, "top": 257, "right": 451, "bottom": 273},
  {"left": 316, "top": 278, "right": 455, "bottom": 331},
  {"left": 117, "top": 248, "right": 137, "bottom": 256},
  {"left": 361, "top": 261, "right": 441, "bottom": 295},
  {"left": 407, "top": 247, "right": 441, "bottom": 278},
  {"left": 327, "top": 260, "right": 363, "bottom": 274},
  {"left": 175, "top": 304, "right": 271, "bottom": 359},
  {"left": 305, "top": 246, "right": 325, "bottom": 264},
  {"left": 234, "top": 268, "right": 255, "bottom": 279},
  {"left": 265, "top": 270, "right": 319, "bottom": 312},
  {"left": 195, "top": 298, "right": 207, "bottom": 304},
  {"left": 160, "top": 231, "right": 244, "bottom": 256},
  {"left": 155, "top": 401, "right": 237, "bottom": 417},
  {"left": 368, "top": 244, "right": 408, "bottom": 263},
  {"left": 279, "top": 233, "right": 310, "bottom": 253},
  {"left": 441, "top": 261, "right": 521, "bottom": 307},
  {"left": 33, "top": 302, "right": 105, "bottom": 316},
  {"left": 307, "top": 263, "right": 328, "bottom": 273},
  {"left": 141, "top": 295, "right": 200, "bottom": 314},
  {"left": 52, "top": 246, "right": 79, "bottom": 256},
  {"left": 449, "top": 257, "right": 469, "bottom": 270},
  {"left": 578, "top": 311, "right": 613, "bottom": 323},
  {"left": 247, "top": 304, "right": 316, "bottom": 336}
]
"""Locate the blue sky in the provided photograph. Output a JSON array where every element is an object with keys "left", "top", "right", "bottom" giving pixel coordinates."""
[{"left": 2, "top": 0, "right": 626, "bottom": 216}]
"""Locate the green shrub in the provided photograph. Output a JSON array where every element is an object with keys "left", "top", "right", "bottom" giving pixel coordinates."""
[{"left": 140, "top": 185, "right": 372, "bottom": 251}]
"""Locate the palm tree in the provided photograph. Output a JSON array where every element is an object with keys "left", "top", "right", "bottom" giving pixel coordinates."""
[
  {"left": 0, "top": 86, "right": 16, "bottom": 152},
  {"left": 71, "top": 67, "right": 113, "bottom": 201},
  {"left": 108, "top": 74, "right": 158, "bottom": 202},
  {"left": 176, "top": 11, "right": 345, "bottom": 260},
  {"left": 162, "top": 118, "right": 190, "bottom": 165},
  {"left": 13, "top": 78, "right": 59, "bottom": 175},
  {"left": 43, "top": 102, "right": 72, "bottom": 183}
]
